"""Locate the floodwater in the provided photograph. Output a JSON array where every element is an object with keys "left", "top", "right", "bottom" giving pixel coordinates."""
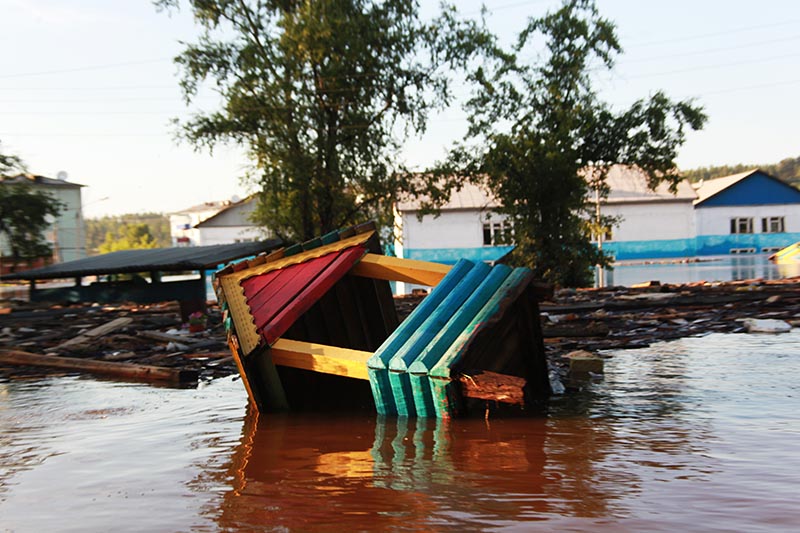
[
  {"left": 2, "top": 331, "right": 799, "bottom": 532},
  {"left": 606, "top": 253, "right": 800, "bottom": 287}
]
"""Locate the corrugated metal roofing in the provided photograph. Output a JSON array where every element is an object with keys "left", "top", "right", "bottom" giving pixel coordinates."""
[
  {"left": 217, "top": 230, "right": 377, "bottom": 356},
  {"left": 603, "top": 165, "right": 697, "bottom": 203},
  {"left": 1, "top": 240, "right": 282, "bottom": 281},
  {"left": 367, "top": 257, "right": 548, "bottom": 418},
  {"left": 242, "top": 243, "right": 368, "bottom": 346},
  {"left": 395, "top": 181, "right": 500, "bottom": 212},
  {"left": 395, "top": 166, "right": 697, "bottom": 212}
]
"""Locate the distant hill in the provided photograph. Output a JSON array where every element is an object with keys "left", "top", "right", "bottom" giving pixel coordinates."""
[{"left": 682, "top": 156, "right": 800, "bottom": 188}]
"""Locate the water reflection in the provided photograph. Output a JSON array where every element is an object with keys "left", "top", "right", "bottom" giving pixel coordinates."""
[
  {"left": 2, "top": 333, "right": 799, "bottom": 531},
  {"left": 212, "top": 384, "right": 713, "bottom": 531},
  {"left": 610, "top": 254, "right": 800, "bottom": 286}
]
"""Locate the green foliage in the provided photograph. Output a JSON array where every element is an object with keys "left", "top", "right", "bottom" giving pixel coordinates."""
[
  {"left": 97, "top": 222, "right": 160, "bottom": 254},
  {"left": 85, "top": 213, "right": 170, "bottom": 255},
  {"left": 683, "top": 156, "right": 800, "bottom": 188},
  {"left": 157, "top": 0, "right": 487, "bottom": 241},
  {"left": 439, "top": 0, "right": 706, "bottom": 287},
  {"left": 0, "top": 182, "right": 64, "bottom": 270},
  {"left": 0, "top": 141, "right": 25, "bottom": 175}
]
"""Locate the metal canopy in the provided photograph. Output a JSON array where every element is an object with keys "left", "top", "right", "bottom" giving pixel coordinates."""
[{"left": 1, "top": 240, "right": 282, "bottom": 281}]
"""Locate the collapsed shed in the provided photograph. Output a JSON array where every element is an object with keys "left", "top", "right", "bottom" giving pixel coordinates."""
[
  {"left": 1, "top": 240, "right": 281, "bottom": 318},
  {"left": 215, "top": 222, "right": 551, "bottom": 418}
]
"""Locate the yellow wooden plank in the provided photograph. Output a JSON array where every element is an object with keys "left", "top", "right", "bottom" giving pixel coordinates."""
[
  {"left": 270, "top": 338, "right": 372, "bottom": 381},
  {"left": 221, "top": 275, "right": 261, "bottom": 355},
  {"left": 350, "top": 253, "right": 452, "bottom": 286}
]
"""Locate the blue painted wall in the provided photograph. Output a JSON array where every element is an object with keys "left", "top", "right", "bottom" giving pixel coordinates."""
[
  {"left": 407, "top": 236, "right": 800, "bottom": 263},
  {"left": 602, "top": 238, "right": 697, "bottom": 260},
  {"left": 405, "top": 246, "right": 514, "bottom": 265},
  {"left": 698, "top": 172, "right": 800, "bottom": 207},
  {"left": 604, "top": 233, "right": 800, "bottom": 260}
]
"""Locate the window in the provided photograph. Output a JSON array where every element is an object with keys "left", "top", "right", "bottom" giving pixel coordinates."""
[
  {"left": 730, "top": 217, "right": 753, "bottom": 234},
  {"left": 761, "top": 216, "right": 785, "bottom": 233},
  {"left": 591, "top": 228, "right": 613, "bottom": 243},
  {"left": 482, "top": 220, "right": 513, "bottom": 246}
]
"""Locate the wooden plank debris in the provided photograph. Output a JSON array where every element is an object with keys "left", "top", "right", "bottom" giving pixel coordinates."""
[
  {"left": 458, "top": 370, "right": 526, "bottom": 406},
  {"left": 46, "top": 317, "right": 133, "bottom": 352},
  {"left": 0, "top": 349, "right": 198, "bottom": 383}
]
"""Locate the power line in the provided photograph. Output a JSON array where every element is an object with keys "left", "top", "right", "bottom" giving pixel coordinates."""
[
  {"left": 0, "top": 58, "right": 173, "bottom": 80},
  {"left": 618, "top": 34, "right": 800, "bottom": 65},
  {"left": 623, "top": 52, "right": 800, "bottom": 79},
  {"left": 626, "top": 18, "right": 800, "bottom": 47}
]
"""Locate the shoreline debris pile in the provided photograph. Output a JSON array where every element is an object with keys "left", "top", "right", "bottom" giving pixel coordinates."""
[
  {"left": 0, "top": 301, "right": 234, "bottom": 383},
  {"left": 1, "top": 275, "right": 798, "bottom": 389}
]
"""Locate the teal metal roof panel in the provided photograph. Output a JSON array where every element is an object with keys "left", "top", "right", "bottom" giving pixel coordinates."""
[{"left": 367, "top": 259, "right": 536, "bottom": 418}]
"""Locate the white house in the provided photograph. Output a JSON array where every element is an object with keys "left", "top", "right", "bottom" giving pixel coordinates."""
[
  {"left": 194, "top": 196, "right": 266, "bottom": 245},
  {"left": 692, "top": 169, "right": 800, "bottom": 255},
  {"left": 170, "top": 199, "right": 238, "bottom": 246},
  {"left": 394, "top": 181, "right": 514, "bottom": 266},
  {"left": 394, "top": 166, "right": 800, "bottom": 267},
  {"left": 0, "top": 173, "right": 86, "bottom": 265},
  {"left": 596, "top": 166, "right": 698, "bottom": 260},
  {"left": 394, "top": 167, "right": 699, "bottom": 266}
]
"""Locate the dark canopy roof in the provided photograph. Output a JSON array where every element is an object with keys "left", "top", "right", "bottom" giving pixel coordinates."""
[{"left": 1, "top": 240, "right": 282, "bottom": 281}]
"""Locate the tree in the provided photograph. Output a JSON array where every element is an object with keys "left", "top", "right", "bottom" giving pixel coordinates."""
[
  {"left": 97, "top": 223, "right": 159, "bottom": 254},
  {"left": 0, "top": 182, "right": 64, "bottom": 271},
  {"left": 157, "top": 0, "right": 486, "bottom": 242},
  {"left": 442, "top": 0, "right": 706, "bottom": 287},
  {"left": 86, "top": 213, "right": 170, "bottom": 255},
  {"left": 0, "top": 142, "right": 24, "bottom": 176}
]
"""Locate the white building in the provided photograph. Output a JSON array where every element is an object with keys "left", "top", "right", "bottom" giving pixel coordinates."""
[
  {"left": 692, "top": 169, "right": 800, "bottom": 255},
  {"left": 395, "top": 167, "right": 800, "bottom": 268},
  {"left": 394, "top": 167, "right": 700, "bottom": 266},
  {"left": 170, "top": 196, "right": 266, "bottom": 247},
  {"left": 597, "top": 166, "right": 698, "bottom": 260},
  {"left": 0, "top": 173, "right": 86, "bottom": 266},
  {"left": 394, "top": 181, "right": 513, "bottom": 266},
  {"left": 194, "top": 196, "right": 266, "bottom": 245}
]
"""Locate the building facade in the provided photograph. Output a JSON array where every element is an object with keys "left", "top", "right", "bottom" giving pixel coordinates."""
[
  {"left": 0, "top": 173, "right": 86, "bottom": 266},
  {"left": 393, "top": 168, "right": 800, "bottom": 266},
  {"left": 194, "top": 197, "right": 265, "bottom": 245},
  {"left": 394, "top": 182, "right": 513, "bottom": 266},
  {"left": 595, "top": 166, "right": 698, "bottom": 260},
  {"left": 693, "top": 170, "right": 800, "bottom": 255},
  {"left": 170, "top": 197, "right": 266, "bottom": 247}
]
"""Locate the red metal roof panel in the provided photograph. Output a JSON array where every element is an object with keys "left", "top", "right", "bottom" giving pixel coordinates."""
[{"left": 241, "top": 244, "right": 368, "bottom": 346}]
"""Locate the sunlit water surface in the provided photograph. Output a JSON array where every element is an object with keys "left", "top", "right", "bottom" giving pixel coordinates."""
[{"left": 1, "top": 331, "right": 799, "bottom": 531}]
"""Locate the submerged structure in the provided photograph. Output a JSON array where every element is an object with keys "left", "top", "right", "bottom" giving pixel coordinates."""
[{"left": 215, "top": 222, "right": 550, "bottom": 418}]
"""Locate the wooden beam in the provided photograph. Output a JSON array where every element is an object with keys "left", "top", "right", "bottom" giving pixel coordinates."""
[
  {"left": 46, "top": 317, "right": 133, "bottom": 352},
  {"left": 0, "top": 349, "right": 197, "bottom": 384},
  {"left": 458, "top": 370, "right": 526, "bottom": 406},
  {"left": 270, "top": 338, "right": 372, "bottom": 381},
  {"left": 350, "top": 254, "right": 451, "bottom": 286}
]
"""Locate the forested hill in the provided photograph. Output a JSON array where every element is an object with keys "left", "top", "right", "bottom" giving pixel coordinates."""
[{"left": 682, "top": 155, "right": 800, "bottom": 188}]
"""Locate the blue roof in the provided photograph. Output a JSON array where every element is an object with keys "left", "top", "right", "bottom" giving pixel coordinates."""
[{"left": 695, "top": 170, "right": 800, "bottom": 207}]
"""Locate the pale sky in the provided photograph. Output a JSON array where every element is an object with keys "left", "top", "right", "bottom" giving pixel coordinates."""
[{"left": 1, "top": 0, "right": 798, "bottom": 218}]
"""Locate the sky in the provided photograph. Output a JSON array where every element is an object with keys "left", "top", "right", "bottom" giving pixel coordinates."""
[{"left": 1, "top": 0, "right": 798, "bottom": 218}]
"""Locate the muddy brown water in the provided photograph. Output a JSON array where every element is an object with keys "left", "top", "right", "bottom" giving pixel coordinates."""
[{"left": 1, "top": 331, "right": 799, "bottom": 531}]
